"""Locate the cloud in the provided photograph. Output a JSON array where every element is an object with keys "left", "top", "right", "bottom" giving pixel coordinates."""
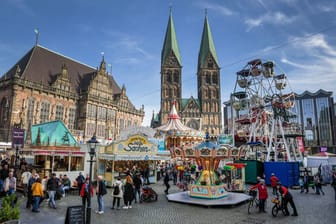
[
  {"left": 281, "top": 34, "right": 336, "bottom": 94},
  {"left": 245, "top": 12, "right": 296, "bottom": 31},
  {"left": 103, "top": 30, "right": 156, "bottom": 64},
  {"left": 195, "top": 1, "right": 235, "bottom": 16}
]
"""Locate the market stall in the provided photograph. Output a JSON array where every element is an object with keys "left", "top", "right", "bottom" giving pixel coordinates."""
[{"left": 98, "top": 134, "right": 166, "bottom": 187}]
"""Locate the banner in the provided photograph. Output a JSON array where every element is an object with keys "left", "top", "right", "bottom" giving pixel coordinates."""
[{"left": 297, "top": 136, "right": 304, "bottom": 152}]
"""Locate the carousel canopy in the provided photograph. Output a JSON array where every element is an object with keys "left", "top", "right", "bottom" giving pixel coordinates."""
[
  {"left": 195, "top": 141, "right": 219, "bottom": 150},
  {"left": 156, "top": 101, "right": 194, "bottom": 133}
]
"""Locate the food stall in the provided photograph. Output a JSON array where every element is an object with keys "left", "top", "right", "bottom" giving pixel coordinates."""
[{"left": 98, "top": 134, "right": 166, "bottom": 187}]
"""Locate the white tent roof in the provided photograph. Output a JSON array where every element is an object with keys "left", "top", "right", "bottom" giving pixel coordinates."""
[{"left": 156, "top": 101, "right": 194, "bottom": 132}]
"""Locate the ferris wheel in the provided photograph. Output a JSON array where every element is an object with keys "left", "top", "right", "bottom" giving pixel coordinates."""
[{"left": 231, "top": 59, "right": 303, "bottom": 162}]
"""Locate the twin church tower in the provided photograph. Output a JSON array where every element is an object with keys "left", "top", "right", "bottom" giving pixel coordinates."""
[{"left": 151, "top": 10, "right": 222, "bottom": 136}]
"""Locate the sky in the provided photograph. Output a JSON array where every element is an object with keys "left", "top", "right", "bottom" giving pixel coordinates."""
[{"left": 0, "top": 0, "right": 336, "bottom": 127}]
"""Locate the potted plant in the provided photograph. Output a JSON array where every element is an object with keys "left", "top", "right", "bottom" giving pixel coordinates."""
[{"left": 0, "top": 194, "right": 20, "bottom": 224}]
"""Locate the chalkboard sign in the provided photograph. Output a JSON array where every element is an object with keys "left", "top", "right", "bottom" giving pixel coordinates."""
[{"left": 65, "top": 205, "right": 84, "bottom": 224}]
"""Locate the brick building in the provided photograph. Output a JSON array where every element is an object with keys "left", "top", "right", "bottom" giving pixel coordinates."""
[{"left": 0, "top": 45, "right": 144, "bottom": 144}]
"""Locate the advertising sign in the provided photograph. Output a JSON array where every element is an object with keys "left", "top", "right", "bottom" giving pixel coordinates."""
[{"left": 12, "top": 128, "right": 25, "bottom": 148}]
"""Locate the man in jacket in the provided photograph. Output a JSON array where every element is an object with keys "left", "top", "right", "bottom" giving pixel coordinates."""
[
  {"left": 47, "top": 173, "right": 59, "bottom": 209},
  {"left": 276, "top": 182, "right": 298, "bottom": 216},
  {"left": 96, "top": 175, "right": 107, "bottom": 214}
]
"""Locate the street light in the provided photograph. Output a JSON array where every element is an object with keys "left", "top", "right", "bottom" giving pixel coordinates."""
[
  {"left": 86, "top": 135, "right": 99, "bottom": 224},
  {"left": 14, "top": 144, "right": 20, "bottom": 177}
]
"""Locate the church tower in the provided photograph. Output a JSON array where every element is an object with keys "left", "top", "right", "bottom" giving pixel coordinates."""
[
  {"left": 197, "top": 13, "right": 222, "bottom": 136},
  {"left": 160, "top": 9, "right": 182, "bottom": 125}
]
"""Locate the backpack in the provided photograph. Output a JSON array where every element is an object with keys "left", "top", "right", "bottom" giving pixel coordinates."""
[{"left": 113, "top": 184, "right": 120, "bottom": 195}]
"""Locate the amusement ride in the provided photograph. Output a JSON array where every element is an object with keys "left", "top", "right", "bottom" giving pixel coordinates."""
[{"left": 231, "top": 59, "right": 303, "bottom": 162}]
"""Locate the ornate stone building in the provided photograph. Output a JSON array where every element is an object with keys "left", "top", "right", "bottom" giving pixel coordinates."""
[
  {"left": 151, "top": 11, "right": 222, "bottom": 136},
  {"left": 0, "top": 45, "right": 144, "bottom": 143}
]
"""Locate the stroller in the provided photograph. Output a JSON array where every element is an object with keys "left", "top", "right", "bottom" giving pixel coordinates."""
[{"left": 140, "top": 185, "right": 158, "bottom": 202}]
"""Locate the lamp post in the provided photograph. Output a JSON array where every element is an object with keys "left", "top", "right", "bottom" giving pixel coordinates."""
[
  {"left": 14, "top": 144, "right": 20, "bottom": 177},
  {"left": 86, "top": 135, "right": 99, "bottom": 224}
]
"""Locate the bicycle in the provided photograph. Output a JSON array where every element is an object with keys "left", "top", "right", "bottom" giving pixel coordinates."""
[
  {"left": 247, "top": 189, "right": 259, "bottom": 214},
  {"left": 271, "top": 196, "right": 287, "bottom": 217}
]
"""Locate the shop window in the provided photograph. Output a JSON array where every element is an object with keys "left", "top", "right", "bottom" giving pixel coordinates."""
[
  {"left": 53, "top": 156, "right": 69, "bottom": 171},
  {"left": 70, "top": 156, "right": 84, "bottom": 171}
]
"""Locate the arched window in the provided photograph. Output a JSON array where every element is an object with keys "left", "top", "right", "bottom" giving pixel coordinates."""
[
  {"left": 0, "top": 98, "right": 9, "bottom": 125},
  {"left": 40, "top": 101, "right": 50, "bottom": 123},
  {"left": 55, "top": 104, "right": 64, "bottom": 121},
  {"left": 26, "top": 98, "right": 35, "bottom": 126}
]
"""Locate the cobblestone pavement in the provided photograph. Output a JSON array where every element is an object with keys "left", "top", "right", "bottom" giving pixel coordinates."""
[{"left": 18, "top": 181, "right": 336, "bottom": 224}]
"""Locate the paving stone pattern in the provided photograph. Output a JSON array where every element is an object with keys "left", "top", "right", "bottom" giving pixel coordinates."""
[{"left": 18, "top": 182, "right": 336, "bottom": 224}]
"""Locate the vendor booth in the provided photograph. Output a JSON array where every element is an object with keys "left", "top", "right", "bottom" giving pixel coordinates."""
[
  {"left": 222, "top": 163, "right": 246, "bottom": 192},
  {"left": 98, "top": 134, "right": 166, "bottom": 187}
]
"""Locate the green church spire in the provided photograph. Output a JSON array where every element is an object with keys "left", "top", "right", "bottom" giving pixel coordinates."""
[
  {"left": 198, "top": 13, "right": 219, "bottom": 68},
  {"left": 161, "top": 9, "right": 181, "bottom": 66}
]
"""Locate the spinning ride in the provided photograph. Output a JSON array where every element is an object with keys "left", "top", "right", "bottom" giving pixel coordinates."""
[
  {"left": 231, "top": 59, "right": 303, "bottom": 162},
  {"left": 172, "top": 133, "right": 228, "bottom": 199}
]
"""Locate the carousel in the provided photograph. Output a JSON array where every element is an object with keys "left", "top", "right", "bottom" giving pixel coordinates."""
[{"left": 159, "top": 102, "right": 251, "bottom": 206}]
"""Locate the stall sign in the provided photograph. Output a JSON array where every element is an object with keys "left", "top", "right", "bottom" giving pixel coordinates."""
[
  {"left": 123, "top": 136, "right": 152, "bottom": 153},
  {"left": 33, "top": 150, "right": 51, "bottom": 155}
]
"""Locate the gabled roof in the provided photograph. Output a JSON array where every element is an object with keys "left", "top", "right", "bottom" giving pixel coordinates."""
[
  {"left": 181, "top": 97, "right": 200, "bottom": 111},
  {"left": 198, "top": 14, "right": 219, "bottom": 68},
  {"left": 1, "top": 45, "right": 121, "bottom": 94},
  {"left": 31, "top": 120, "right": 79, "bottom": 146},
  {"left": 161, "top": 10, "right": 182, "bottom": 66}
]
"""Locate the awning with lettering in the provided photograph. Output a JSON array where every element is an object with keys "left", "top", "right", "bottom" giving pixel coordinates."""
[
  {"left": 32, "top": 150, "right": 85, "bottom": 157},
  {"left": 99, "top": 154, "right": 170, "bottom": 161}
]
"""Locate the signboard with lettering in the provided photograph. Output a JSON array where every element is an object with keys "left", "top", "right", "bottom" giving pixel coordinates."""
[
  {"left": 12, "top": 128, "right": 25, "bottom": 148},
  {"left": 116, "top": 135, "right": 156, "bottom": 154},
  {"left": 65, "top": 205, "right": 84, "bottom": 224}
]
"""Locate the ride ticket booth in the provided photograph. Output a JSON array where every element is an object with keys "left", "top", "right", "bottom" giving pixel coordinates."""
[{"left": 98, "top": 134, "right": 166, "bottom": 187}]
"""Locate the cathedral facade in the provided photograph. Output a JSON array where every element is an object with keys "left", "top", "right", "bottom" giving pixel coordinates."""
[
  {"left": 0, "top": 45, "right": 144, "bottom": 144},
  {"left": 151, "top": 11, "right": 222, "bottom": 136}
]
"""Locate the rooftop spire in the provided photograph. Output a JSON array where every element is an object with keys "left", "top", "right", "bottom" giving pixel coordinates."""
[
  {"left": 161, "top": 7, "right": 181, "bottom": 66},
  {"left": 198, "top": 12, "right": 219, "bottom": 68}
]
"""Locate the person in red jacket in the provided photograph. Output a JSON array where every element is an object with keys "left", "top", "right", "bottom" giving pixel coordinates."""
[
  {"left": 250, "top": 179, "right": 268, "bottom": 213},
  {"left": 270, "top": 173, "right": 279, "bottom": 195},
  {"left": 276, "top": 182, "right": 298, "bottom": 216}
]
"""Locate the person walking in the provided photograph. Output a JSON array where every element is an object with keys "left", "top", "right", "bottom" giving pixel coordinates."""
[
  {"left": 314, "top": 174, "right": 325, "bottom": 195},
  {"left": 31, "top": 177, "right": 43, "bottom": 213},
  {"left": 133, "top": 173, "right": 142, "bottom": 203},
  {"left": 47, "top": 173, "right": 60, "bottom": 209},
  {"left": 21, "top": 168, "right": 32, "bottom": 197},
  {"left": 4, "top": 171, "right": 16, "bottom": 196},
  {"left": 111, "top": 177, "right": 123, "bottom": 209},
  {"left": 303, "top": 171, "right": 310, "bottom": 193},
  {"left": 122, "top": 175, "right": 134, "bottom": 209},
  {"left": 276, "top": 182, "right": 298, "bottom": 216},
  {"left": 76, "top": 172, "right": 85, "bottom": 195},
  {"left": 96, "top": 175, "right": 107, "bottom": 214},
  {"left": 26, "top": 170, "right": 37, "bottom": 209},
  {"left": 270, "top": 173, "right": 279, "bottom": 195},
  {"left": 250, "top": 179, "right": 268, "bottom": 213},
  {"left": 80, "top": 178, "right": 94, "bottom": 214},
  {"left": 164, "top": 171, "right": 170, "bottom": 194}
]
